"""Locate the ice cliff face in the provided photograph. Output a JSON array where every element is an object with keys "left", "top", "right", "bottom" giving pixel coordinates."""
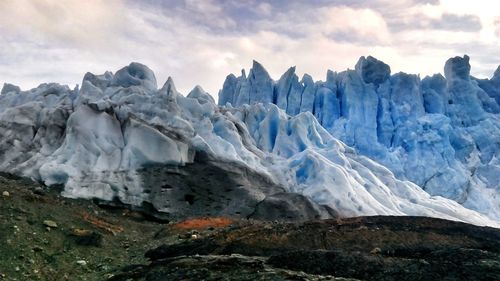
[
  {"left": 0, "top": 60, "right": 498, "bottom": 226},
  {"left": 219, "top": 55, "right": 500, "bottom": 221}
]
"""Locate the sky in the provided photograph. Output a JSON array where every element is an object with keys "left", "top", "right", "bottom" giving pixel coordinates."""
[{"left": 1, "top": 0, "right": 500, "bottom": 98}]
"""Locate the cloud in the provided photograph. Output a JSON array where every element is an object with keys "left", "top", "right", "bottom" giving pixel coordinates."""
[
  {"left": 387, "top": 12, "right": 482, "bottom": 32},
  {"left": 0, "top": 0, "right": 128, "bottom": 47},
  {"left": 256, "top": 2, "right": 272, "bottom": 16},
  {"left": 319, "top": 7, "right": 392, "bottom": 45},
  {"left": 181, "top": 0, "right": 236, "bottom": 29},
  {"left": 0, "top": 0, "right": 499, "bottom": 98},
  {"left": 496, "top": 18, "right": 500, "bottom": 37},
  {"left": 430, "top": 13, "right": 482, "bottom": 31}
]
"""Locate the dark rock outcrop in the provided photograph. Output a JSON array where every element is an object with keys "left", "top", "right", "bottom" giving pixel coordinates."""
[
  {"left": 136, "top": 152, "right": 334, "bottom": 222},
  {"left": 113, "top": 216, "right": 500, "bottom": 281}
]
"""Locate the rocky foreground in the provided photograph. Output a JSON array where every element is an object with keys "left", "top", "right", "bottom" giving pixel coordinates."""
[
  {"left": 115, "top": 218, "right": 500, "bottom": 281},
  {"left": 1, "top": 174, "right": 500, "bottom": 280}
]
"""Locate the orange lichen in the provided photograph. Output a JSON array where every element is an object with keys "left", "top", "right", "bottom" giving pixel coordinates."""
[
  {"left": 82, "top": 212, "right": 124, "bottom": 235},
  {"left": 171, "top": 217, "right": 233, "bottom": 230}
]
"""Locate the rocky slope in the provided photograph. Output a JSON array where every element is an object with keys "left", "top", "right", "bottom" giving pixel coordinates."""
[
  {"left": 0, "top": 174, "right": 170, "bottom": 281},
  {"left": 2, "top": 174, "right": 498, "bottom": 281},
  {"left": 114, "top": 216, "right": 500, "bottom": 281}
]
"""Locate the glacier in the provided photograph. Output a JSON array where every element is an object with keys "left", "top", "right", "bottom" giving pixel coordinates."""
[
  {"left": 220, "top": 55, "right": 500, "bottom": 221},
  {"left": 0, "top": 60, "right": 498, "bottom": 226}
]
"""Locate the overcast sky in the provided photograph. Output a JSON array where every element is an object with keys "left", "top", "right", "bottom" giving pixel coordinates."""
[{"left": 1, "top": 0, "right": 500, "bottom": 97}]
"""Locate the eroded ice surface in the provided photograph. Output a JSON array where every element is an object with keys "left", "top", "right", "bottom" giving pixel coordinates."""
[
  {"left": 0, "top": 61, "right": 498, "bottom": 226},
  {"left": 220, "top": 56, "right": 500, "bottom": 221}
]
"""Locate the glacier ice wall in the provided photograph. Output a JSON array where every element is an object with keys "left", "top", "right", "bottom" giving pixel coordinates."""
[
  {"left": 219, "top": 56, "right": 500, "bottom": 220},
  {"left": 0, "top": 61, "right": 498, "bottom": 226}
]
